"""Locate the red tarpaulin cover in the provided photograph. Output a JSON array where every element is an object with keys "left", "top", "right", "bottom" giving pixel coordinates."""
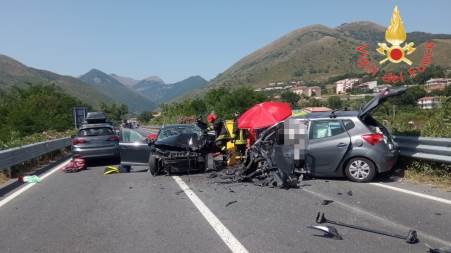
[{"left": 237, "top": 101, "right": 292, "bottom": 129}]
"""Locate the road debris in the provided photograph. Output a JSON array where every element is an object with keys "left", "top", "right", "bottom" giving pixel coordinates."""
[
  {"left": 175, "top": 190, "right": 184, "bottom": 195},
  {"left": 315, "top": 212, "right": 418, "bottom": 244},
  {"left": 216, "top": 122, "right": 303, "bottom": 189},
  {"left": 21, "top": 175, "right": 41, "bottom": 183},
  {"left": 225, "top": 200, "right": 238, "bottom": 207},
  {"left": 207, "top": 172, "right": 218, "bottom": 178},
  {"left": 62, "top": 157, "right": 86, "bottom": 173},
  {"left": 104, "top": 166, "right": 119, "bottom": 175},
  {"left": 347, "top": 190, "right": 353, "bottom": 196},
  {"left": 321, "top": 200, "right": 334, "bottom": 205},
  {"left": 307, "top": 225, "right": 343, "bottom": 240}
]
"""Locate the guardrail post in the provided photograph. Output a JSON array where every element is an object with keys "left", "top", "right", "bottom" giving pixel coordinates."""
[{"left": 6, "top": 167, "right": 12, "bottom": 178}]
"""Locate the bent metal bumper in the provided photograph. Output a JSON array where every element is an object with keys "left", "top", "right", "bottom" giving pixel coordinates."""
[{"left": 72, "top": 145, "right": 119, "bottom": 159}]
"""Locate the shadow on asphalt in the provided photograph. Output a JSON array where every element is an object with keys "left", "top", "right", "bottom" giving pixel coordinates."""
[{"left": 84, "top": 157, "right": 120, "bottom": 167}]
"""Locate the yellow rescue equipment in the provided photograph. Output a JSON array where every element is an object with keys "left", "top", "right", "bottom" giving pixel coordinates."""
[{"left": 224, "top": 120, "right": 247, "bottom": 166}]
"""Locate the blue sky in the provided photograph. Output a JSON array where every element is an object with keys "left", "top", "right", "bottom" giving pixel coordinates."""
[{"left": 1, "top": 0, "right": 450, "bottom": 83}]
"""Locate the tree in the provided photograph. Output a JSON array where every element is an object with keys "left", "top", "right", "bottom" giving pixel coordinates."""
[
  {"left": 280, "top": 91, "right": 301, "bottom": 108},
  {"left": 390, "top": 86, "right": 426, "bottom": 106},
  {"left": 327, "top": 96, "right": 343, "bottom": 109},
  {"left": 138, "top": 111, "right": 154, "bottom": 123},
  {"left": 0, "top": 84, "right": 87, "bottom": 142}
]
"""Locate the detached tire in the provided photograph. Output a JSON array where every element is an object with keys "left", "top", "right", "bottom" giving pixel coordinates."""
[
  {"left": 149, "top": 155, "right": 158, "bottom": 176},
  {"left": 344, "top": 157, "right": 376, "bottom": 183}
]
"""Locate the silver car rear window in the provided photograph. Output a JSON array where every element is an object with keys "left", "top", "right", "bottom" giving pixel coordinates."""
[{"left": 79, "top": 127, "right": 113, "bottom": 137}]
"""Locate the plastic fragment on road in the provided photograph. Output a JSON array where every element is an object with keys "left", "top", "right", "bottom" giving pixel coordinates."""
[
  {"left": 225, "top": 200, "right": 237, "bottom": 207},
  {"left": 321, "top": 200, "right": 334, "bottom": 205},
  {"left": 23, "top": 175, "right": 41, "bottom": 183},
  {"left": 104, "top": 166, "right": 119, "bottom": 175},
  {"left": 307, "top": 225, "right": 343, "bottom": 240}
]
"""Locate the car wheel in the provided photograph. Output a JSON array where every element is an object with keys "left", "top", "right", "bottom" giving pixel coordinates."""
[
  {"left": 149, "top": 155, "right": 158, "bottom": 176},
  {"left": 345, "top": 157, "right": 376, "bottom": 183}
]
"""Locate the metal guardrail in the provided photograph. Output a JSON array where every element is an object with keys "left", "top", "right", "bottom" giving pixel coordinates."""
[
  {"left": 0, "top": 137, "right": 71, "bottom": 172},
  {"left": 394, "top": 136, "right": 451, "bottom": 163}
]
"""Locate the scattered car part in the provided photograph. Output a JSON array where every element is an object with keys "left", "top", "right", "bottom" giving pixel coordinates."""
[
  {"left": 234, "top": 122, "right": 301, "bottom": 189},
  {"left": 307, "top": 225, "right": 343, "bottom": 240},
  {"left": 104, "top": 166, "right": 119, "bottom": 175},
  {"left": 321, "top": 200, "right": 334, "bottom": 205},
  {"left": 315, "top": 212, "right": 418, "bottom": 244},
  {"left": 225, "top": 200, "right": 238, "bottom": 207}
]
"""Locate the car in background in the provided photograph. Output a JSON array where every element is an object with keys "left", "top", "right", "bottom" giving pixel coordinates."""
[
  {"left": 71, "top": 123, "right": 120, "bottom": 159},
  {"left": 119, "top": 124, "right": 214, "bottom": 175},
  {"left": 290, "top": 87, "right": 405, "bottom": 182}
]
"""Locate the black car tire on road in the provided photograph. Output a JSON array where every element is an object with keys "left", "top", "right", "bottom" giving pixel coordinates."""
[
  {"left": 344, "top": 157, "right": 376, "bottom": 183},
  {"left": 149, "top": 155, "right": 158, "bottom": 176}
]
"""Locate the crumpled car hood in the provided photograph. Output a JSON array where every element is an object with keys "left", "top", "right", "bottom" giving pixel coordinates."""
[{"left": 154, "top": 133, "right": 202, "bottom": 151}]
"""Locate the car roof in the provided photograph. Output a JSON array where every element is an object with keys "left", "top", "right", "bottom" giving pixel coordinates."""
[
  {"left": 293, "top": 110, "right": 359, "bottom": 119},
  {"left": 161, "top": 124, "right": 196, "bottom": 129},
  {"left": 79, "top": 123, "right": 113, "bottom": 129}
]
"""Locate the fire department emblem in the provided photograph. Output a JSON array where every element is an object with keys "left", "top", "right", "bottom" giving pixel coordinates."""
[{"left": 376, "top": 6, "right": 415, "bottom": 65}]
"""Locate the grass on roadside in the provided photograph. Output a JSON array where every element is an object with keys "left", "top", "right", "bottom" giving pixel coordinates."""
[{"left": 398, "top": 158, "right": 451, "bottom": 190}]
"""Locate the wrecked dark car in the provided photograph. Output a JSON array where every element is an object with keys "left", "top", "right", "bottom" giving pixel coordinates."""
[
  {"left": 149, "top": 124, "right": 215, "bottom": 176},
  {"left": 119, "top": 124, "right": 215, "bottom": 176}
]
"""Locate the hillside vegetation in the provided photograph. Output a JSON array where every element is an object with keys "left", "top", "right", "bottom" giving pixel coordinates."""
[
  {"left": 0, "top": 54, "right": 112, "bottom": 108},
  {"left": 209, "top": 22, "right": 451, "bottom": 88},
  {"left": 80, "top": 69, "right": 156, "bottom": 112}
]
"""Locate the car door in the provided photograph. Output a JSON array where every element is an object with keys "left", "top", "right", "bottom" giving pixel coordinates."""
[
  {"left": 119, "top": 128, "right": 151, "bottom": 166},
  {"left": 307, "top": 120, "right": 351, "bottom": 176}
]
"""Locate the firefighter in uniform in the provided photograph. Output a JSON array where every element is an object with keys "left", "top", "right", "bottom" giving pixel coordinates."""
[{"left": 207, "top": 112, "right": 229, "bottom": 153}]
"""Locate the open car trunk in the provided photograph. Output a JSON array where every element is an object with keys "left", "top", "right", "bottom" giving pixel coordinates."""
[{"left": 358, "top": 87, "right": 406, "bottom": 119}]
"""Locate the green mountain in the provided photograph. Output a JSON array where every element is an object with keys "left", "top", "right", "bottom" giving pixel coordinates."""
[
  {"left": 209, "top": 22, "right": 451, "bottom": 88},
  {"left": 0, "top": 54, "right": 112, "bottom": 107},
  {"left": 80, "top": 69, "right": 156, "bottom": 112},
  {"left": 133, "top": 75, "right": 208, "bottom": 104},
  {"left": 110, "top": 73, "right": 140, "bottom": 87}
]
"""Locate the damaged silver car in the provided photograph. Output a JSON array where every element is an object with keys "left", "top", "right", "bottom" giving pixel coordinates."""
[{"left": 233, "top": 87, "right": 404, "bottom": 186}]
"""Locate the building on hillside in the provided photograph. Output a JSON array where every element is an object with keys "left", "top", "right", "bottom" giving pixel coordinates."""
[
  {"left": 290, "top": 86, "right": 321, "bottom": 97},
  {"left": 355, "top": 81, "right": 377, "bottom": 91},
  {"left": 425, "top": 78, "right": 451, "bottom": 92},
  {"left": 336, "top": 78, "right": 360, "bottom": 94},
  {"left": 373, "top": 84, "right": 392, "bottom": 93},
  {"left": 417, "top": 96, "right": 441, "bottom": 109}
]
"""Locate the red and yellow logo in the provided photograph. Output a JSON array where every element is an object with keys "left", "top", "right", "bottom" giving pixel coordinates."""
[
  {"left": 355, "top": 5, "right": 435, "bottom": 84},
  {"left": 376, "top": 6, "right": 415, "bottom": 65}
]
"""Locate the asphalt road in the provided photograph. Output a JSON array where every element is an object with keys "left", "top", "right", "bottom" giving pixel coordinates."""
[{"left": 1, "top": 159, "right": 451, "bottom": 253}]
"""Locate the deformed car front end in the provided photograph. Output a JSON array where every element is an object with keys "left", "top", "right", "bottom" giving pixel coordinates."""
[{"left": 145, "top": 124, "right": 215, "bottom": 176}]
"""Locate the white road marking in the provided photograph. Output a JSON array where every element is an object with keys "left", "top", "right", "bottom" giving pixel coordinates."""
[
  {"left": 370, "top": 183, "right": 451, "bottom": 206},
  {"left": 172, "top": 176, "right": 250, "bottom": 253},
  {"left": 0, "top": 158, "right": 71, "bottom": 208}
]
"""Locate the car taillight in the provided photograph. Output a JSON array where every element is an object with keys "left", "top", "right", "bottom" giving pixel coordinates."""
[
  {"left": 72, "top": 138, "right": 86, "bottom": 145},
  {"left": 109, "top": 135, "right": 120, "bottom": 142},
  {"left": 361, "top": 133, "right": 383, "bottom": 145}
]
